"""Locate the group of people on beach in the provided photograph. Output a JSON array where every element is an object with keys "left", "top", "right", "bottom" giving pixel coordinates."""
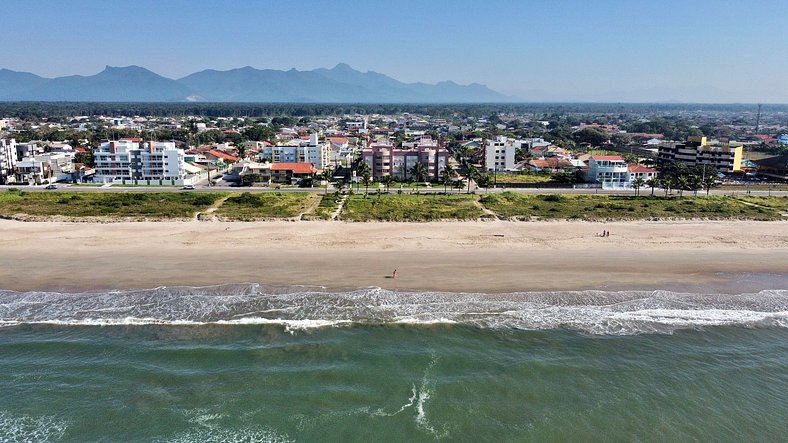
[{"left": 597, "top": 230, "right": 611, "bottom": 237}]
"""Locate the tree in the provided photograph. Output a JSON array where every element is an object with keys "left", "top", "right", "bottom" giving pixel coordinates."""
[
  {"left": 702, "top": 173, "right": 719, "bottom": 195},
  {"left": 661, "top": 176, "right": 675, "bottom": 196},
  {"left": 631, "top": 176, "right": 646, "bottom": 196},
  {"left": 361, "top": 170, "right": 372, "bottom": 195},
  {"left": 646, "top": 177, "right": 658, "bottom": 197},
  {"left": 381, "top": 175, "right": 394, "bottom": 193},
  {"left": 74, "top": 150, "right": 95, "bottom": 167},
  {"left": 356, "top": 161, "right": 372, "bottom": 193},
  {"left": 676, "top": 175, "right": 689, "bottom": 197},
  {"left": 465, "top": 165, "right": 478, "bottom": 194},
  {"left": 319, "top": 168, "right": 332, "bottom": 193},
  {"left": 441, "top": 164, "right": 454, "bottom": 193},
  {"left": 572, "top": 127, "right": 608, "bottom": 147},
  {"left": 410, "top": 161, "right": 428, "bottom": 183},
  {"left": 611, "top": 133, "right": 632, "bottom": 148},
  {"left": 335, "top": 178, "right": 346, "bottom": 194}
]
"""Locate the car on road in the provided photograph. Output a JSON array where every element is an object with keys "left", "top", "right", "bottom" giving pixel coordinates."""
[
  {"left": 182, "top": 185, "right": 195, "bottom": 190},
  {"left": 45, "top": 184, "right": 58, "bottom": 190}
]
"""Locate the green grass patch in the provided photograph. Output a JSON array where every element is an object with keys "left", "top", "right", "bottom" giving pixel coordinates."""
[
  {"left": 493, "top": 173, "right": 555, "bottom": 184},
  {"left": 735, "top": 196, "right": 788, "bottom": 212},
  {"left": 311, "top": 193, "right": 342, "bottom": 220},
  {"left": 0, "top": 190, "right": 226, "bottom": 219},
  {"left": 478, "top": 192, "right": 783, "bottom": 220},
  {"left": 341, "top": 193, "right": 485, "bottom": 221},
  {"left": 215, "top": 192, "right": 317, "bottom": 220}
]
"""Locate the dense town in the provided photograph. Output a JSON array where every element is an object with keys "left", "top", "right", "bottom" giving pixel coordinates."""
[{"left": 1, "top": 105, "right": 787, "bottom": 194}]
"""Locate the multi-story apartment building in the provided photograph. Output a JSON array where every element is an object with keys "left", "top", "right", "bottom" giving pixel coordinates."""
[
  {"left": 0, "top": 139, "right": 17, "bottom": 184},
  {"left": 361, "top": 137, "right": 449, "bottom": 180},
  {"left": 484, "top": 136, "right": 517, "bottom": 172},
  {"left": 658, "top": 136, "right": 743, "bottom": 172},
  {"left": 259, "top": 133, "right": 330, "bottom": 170},
  {"left": 94, "top": 138, "right": 195, "bottom": 185}
]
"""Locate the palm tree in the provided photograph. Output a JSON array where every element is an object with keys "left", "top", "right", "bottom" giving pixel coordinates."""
[
  {"left": 645, "top": 177, "right": 658, "bottom": 197},
  {"left": 320, "top": 168, "right": 332, "bottom": 193},
  {"left": 441, "top": 165, "right": 454, "bottom": 194},
  {"left": 661, "top": 176, "right": 675, "bottom": 196},
  {"left": 410, "top": 161, "right": 428, "bottom": 183},
  {"left": 356, "top": 161, "right": 371, "bottom": 192},
  {"left": 702, "top": 174, "right": 718, "bottom": 196},
  {"left": 631, "top": 176, "right": 646, "bottom": 196},
  {"left": 381, "top": 175, "right": 394, "bottom": 193},
  {"left": 465, "top": 165, "right": 478, "bottom": 194},
  {"left": 676, "top": 175, "right": 689, "bottom": 197},
  {"left": 361, "top": 170, "right": 372, "bottom": 195}
]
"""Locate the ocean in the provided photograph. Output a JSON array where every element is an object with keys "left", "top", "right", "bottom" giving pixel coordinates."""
[{"left": 1, "top": 283, "right": 787, "bottom": 442}]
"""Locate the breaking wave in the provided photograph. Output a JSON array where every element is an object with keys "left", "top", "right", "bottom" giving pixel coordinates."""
[{"left": 1, "top": 283, "right": 787, "bottom": 335}]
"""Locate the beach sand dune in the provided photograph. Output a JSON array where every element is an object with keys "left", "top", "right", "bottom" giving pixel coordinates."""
[{"left": 1, "top": 220, "right": 786, "bottom": 293}]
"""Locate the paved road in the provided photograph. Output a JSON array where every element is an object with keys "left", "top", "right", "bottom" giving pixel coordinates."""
[{"left": 3, "top": 184, "right": 787, "bottom": 197}]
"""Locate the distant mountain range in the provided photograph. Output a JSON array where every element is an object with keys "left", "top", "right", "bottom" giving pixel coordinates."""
[{"left": 0, "top": 63, "right": 511, "bottom": 103}]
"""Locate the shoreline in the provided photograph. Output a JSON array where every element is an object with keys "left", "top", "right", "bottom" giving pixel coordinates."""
[{"left": 1, "top": 219, "right": 787, "bottom": 294}]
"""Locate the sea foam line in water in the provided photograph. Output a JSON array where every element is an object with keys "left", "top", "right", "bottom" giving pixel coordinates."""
[{"left": 1, "top": 284, "right": 787, "bottom": 335}]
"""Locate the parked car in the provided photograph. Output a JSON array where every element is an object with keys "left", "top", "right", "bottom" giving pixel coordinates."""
[
  {"left": 45, "top": 184, "right": 58, "bottom": 190},
  {"left": 182, "top": 185, "right": 195, "bottom": 190}
]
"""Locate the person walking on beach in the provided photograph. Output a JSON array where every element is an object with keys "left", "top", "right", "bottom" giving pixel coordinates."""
[{"left": 392, "top": 269, "right": 397, "bottom": 279}]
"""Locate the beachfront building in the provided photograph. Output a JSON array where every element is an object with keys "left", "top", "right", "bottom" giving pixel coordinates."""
[
  {"left": 94, "top": 138, "right": 200, "bottom": 185},
  {"left": 484, "top": 136, "right": 516, "bottom": 172},
  {"left": 14, "top": 152, "right": 75, "bottom": 184},
  {"left": 585, "top": 155, "right": 656, "bottom": 187},
  {"left": 0, "top": 139, "right": 17, "bottom": 184},
  {"left": 259, "top": 133, "right": 330, "bottom": 170},
  {"left": 270, "top": 162, "right": 317, "bottom": 185},
  {"left": 361, "top": 137, "right": 449, "bottom": 180},
  {"left": 658, "top": 136, "right": 743, "bottom": 173}
]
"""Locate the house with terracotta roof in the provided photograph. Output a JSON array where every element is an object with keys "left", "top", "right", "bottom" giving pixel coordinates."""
[
  {"left": 270, "top": 162, "right": 317, "bottom": 185},
  {"left": 525, "top": 157, "right": 575, "bottom": 173}
]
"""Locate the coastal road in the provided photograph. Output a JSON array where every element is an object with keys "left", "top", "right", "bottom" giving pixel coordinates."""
[{"left": 2, "top": 184, "right": 787, "bottom": 197}]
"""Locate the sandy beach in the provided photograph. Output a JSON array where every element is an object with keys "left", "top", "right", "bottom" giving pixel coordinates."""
[{"left": 1, "top": 219, "right": 787, "bottom": 293}]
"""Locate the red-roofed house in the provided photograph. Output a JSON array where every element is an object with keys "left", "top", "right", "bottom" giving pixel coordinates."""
[
  {"left": 205, "top": 149, "right": 241, "bottom": 164},
  {"left": 270, "top": 162, "right": 316, "bottom": 184}
]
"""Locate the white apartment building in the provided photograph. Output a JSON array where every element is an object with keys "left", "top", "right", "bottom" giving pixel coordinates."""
[
  {"left": 0, "top": 139, "right": 17, "bottom": 184},
  {"left": 94, "top": 139, "right": 197, "bottom": 185},
  {"left": 484, "top": 136, "right": 517, "bottom": 172},
  {"left": 259, "top": 133, "right": 330, "bottom": 170}
]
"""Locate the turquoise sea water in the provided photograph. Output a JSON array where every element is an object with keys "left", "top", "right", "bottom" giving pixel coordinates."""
[{"left": 1, "top": 284, "right": 787, "bottom": 442}]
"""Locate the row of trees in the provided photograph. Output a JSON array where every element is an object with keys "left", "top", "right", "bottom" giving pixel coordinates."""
[{"left": 629, "top": 161, "right": 720, "bottom": 197}]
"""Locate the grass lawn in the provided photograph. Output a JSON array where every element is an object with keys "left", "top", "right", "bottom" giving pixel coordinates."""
[
  {"left": 493, "top": 173, "right": 556, "bottom": 184},
  {"left": 310, "top": 193, "right": 342, "bottom": 220},
  {"left": 478, "top": 192, "right": 784, "bottom": 221},
  {"left": 0, "top": 190, "right": 226, "bottom": 219},
  {"left": 341, "top": 193, "right": 487, "bottom": 221},
  {"left": 735, "top": 196, "right": 788, "bottom": 212},
  {"left": 215, "top": 192, "right": 318, "bottom": 220}
]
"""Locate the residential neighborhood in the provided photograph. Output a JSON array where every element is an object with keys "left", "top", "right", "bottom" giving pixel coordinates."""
[{"left": 1, "top": 104, "right": 787, "bottom": 193}]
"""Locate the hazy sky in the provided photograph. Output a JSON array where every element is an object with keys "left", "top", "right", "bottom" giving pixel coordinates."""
[{"left": 2, "top": 0, "right": 787, "bottom": 102}]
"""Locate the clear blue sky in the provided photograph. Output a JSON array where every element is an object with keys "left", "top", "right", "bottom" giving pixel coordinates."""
[{"left": 2, "top": 0, "right": 787, "bottom": 102}]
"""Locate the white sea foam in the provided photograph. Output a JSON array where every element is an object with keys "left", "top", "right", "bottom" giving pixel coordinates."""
[
  {"left": 0, "top": 410, "right": 68, "bottom": 443},
  {"left": 1, "top": 284, "right": 787, "bottom": 335}
]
